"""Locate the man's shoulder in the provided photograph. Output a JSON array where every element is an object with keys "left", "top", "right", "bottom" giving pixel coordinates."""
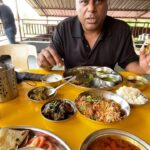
[
  {"left": 106, "top": 16, "right": 128, "bottom": 27},
  {"left": 57, "top": 16, "right": 77, "bottom": 27},
  {"left": 106, "top": 16, "right": 129, "bottom": 30}
]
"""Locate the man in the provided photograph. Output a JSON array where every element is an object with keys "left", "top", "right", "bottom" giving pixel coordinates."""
[
  {"left": 0, "top": 0, "right": 16, "bottom": 43},
  {"left": 37, "top": 0, "right": 150, "bottom": 74}
]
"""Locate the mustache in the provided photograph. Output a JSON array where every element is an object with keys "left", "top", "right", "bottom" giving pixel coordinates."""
[{"left": 86, "top": 15, "right": 97, "bottom": 19}]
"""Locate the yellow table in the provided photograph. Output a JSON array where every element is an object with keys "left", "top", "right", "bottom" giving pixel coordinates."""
[{"left": 0, "top": 69, "right": 150, "bottom": 150}]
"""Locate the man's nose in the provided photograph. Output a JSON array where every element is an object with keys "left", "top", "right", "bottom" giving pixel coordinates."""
[{"left": 87, "top": 1, "right": 96, "bottom": 12}]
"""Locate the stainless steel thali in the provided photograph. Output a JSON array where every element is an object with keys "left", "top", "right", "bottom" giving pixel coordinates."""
[
  {"left": 1, "top": 126, "right": 71, "bottom": 150},
  {"left": 63, "top": 66, "right": 123, "bottom": 89}
]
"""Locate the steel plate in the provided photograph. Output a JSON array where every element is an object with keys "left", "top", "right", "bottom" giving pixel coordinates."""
[
  {"left": 63, "top": 66, "right": 123, "bottom": 89},
  {"left": 1, "top": 126, "right": 71, "bottom": 150}
]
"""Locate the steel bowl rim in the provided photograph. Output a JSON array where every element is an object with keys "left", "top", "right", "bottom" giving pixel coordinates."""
[
  {"left": 75, "top": 90, "right": 131, "bottom": 123},
  {"left": 80, "top": 128, "right": 150, "bottom": 150},
  {"left": 3, "top": 125, "right": 71, "bottom": 150},
  {"left": 41, "top": 74, "right": 63, "bottom": 84},
  {"left": 41, "top": 99, "right": 77, "bottom": 122},
  {"left": 27, "top": 86, "right": 56, "bottom": 103},
  {"left": 116, "top": 86, "right": 149, "bottom": 106}
]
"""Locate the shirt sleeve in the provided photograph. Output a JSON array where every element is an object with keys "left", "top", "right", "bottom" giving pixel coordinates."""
[
  {"left": 118, "top": 24, "right": 139, "bottom": 69},
  {"left": 49, "top": 23, "right": 65, "bottom": 58}
]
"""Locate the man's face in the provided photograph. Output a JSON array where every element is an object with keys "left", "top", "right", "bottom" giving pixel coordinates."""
[{"left": 76, "top": 0, "right": 108, "bottom": 32}]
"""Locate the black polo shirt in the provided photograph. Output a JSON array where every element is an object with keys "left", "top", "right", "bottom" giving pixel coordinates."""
[{"left": 50, "top": 16, "right": 139, "bottom": 69}]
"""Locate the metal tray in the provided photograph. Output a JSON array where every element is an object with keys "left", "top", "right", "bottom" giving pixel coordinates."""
[
  {"left": 63, "top": 66, "right": 123, "bottom": 89},
  {"left": 2, "top": 126, "right": 71, "bottom": 150}
]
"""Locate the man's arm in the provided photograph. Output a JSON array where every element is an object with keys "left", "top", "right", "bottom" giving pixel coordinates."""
[
  {"left": 125, "top": 48, "right": 150, "bottom": 75},
  {"left": 37, "top": 22, "right": 65, "bottom": 68},
  {"left": 125, "top": 61, "right": 145, "bottom": 74},
  {"left": 37, "top": 47, "right": 64, "bottom": 68}
]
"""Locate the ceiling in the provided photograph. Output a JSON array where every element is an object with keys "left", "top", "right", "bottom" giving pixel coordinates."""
[{"left": 25, "top": 0, "right": 150, "bottom": 19}]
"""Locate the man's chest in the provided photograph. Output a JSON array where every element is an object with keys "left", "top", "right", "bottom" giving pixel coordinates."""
[{"left": 64, "top": 38, "right": 118, "bottom": 68}]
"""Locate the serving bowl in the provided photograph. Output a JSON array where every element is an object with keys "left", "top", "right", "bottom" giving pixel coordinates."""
[
  {"left": 75, "top": 90, "right": 130, "bottom": 123},
  {"left": 41, "top": 99, "right": 77, "bottom": 122},
  {"left": 80, "top": 129, "right": 150, "bottom": 150},
  {"left": 27, "top": 86, "right": 56, "bottom": 102}
]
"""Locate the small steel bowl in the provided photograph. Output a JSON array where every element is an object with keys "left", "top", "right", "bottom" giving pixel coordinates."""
[
  {"left": 27, "top": 86, "right": 56, "bottom": 103},
  {"left": 94, "top": 74, "right": 123, "bottom": 88},
  {"left": 116, "top": 86, "right": 149, "bottom": 106},
  {"left": 125, "top": 75, "right": 148, "bottom": 91},
  {"left": 41, "top": 99, "right": 77, "bottom": 122},
  {"left": 41, "top": 74, "right": 63, "bottom": 87},
  {"left": 80, "top": 129, "right": 150, "bottom": 150},
  {"left": 97, "top": 74, "right": 122, "bottom": 82},
  {"left": 95, "top": 66, "right": 116, "bottom": 75},
  {"left": 75, "top": 90, "right": 130, "bottom": 123}
]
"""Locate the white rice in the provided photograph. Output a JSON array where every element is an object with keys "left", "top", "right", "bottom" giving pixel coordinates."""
[{"left": 116, "top": 86, "right": 148, "bottom": 105}]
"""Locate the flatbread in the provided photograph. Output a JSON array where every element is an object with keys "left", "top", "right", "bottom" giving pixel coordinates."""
[
  {"left": 18, "top": 147, "right": 44, "bottom": 150},
  {"left": 18, "top": 148, "right": 44, "bottom": 150},
  {"left": 0, "top": 128, "right": 29, "bottom": 150}
]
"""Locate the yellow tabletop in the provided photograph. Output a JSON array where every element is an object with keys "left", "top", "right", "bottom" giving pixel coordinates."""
[{"left": 0, "top": 69, "right": 150, "bottom": 150}]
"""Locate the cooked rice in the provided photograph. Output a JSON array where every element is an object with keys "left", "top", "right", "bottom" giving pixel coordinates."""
[
  {"left": 76, "top": 95, "right": 126, "bottom": 123},
  {"left": 116, "top": 86, "right": 148, "bottom": 105}
]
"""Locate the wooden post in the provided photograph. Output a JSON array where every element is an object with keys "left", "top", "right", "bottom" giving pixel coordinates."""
[{"left": 46, "top": 16, "right": 48, "bottom": 35}]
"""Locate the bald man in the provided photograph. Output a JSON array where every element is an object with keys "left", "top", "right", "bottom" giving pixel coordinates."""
[{"left": 37, "top": 0, "right": 150, "bottom": 74}]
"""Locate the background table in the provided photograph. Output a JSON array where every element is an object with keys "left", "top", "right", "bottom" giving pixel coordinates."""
[{"left": 0, "top": 69, "right": 150, "bottom": 150}]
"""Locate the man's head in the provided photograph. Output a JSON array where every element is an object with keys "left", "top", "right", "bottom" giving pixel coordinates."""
[{"left": 76, "top": 0, "right": 108, "bottom": 32}]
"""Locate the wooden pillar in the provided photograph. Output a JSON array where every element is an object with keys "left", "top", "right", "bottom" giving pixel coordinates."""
[{"left": 46, "top": 16, "right": 48, "bottom": 34}]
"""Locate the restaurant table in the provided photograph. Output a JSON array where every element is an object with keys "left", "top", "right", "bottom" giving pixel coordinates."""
[{"left": 0, "top": 69, "right": 150, "bottom": 150}]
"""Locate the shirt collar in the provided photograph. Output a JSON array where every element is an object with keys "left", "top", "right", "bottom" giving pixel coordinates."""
[{"left": 72, "top": 16, "right": 83, "bottom": 38}]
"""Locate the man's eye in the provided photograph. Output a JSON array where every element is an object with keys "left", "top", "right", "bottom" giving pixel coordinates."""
[
  {"left": 94, "top": 0, "right": 104, "bottom": 5},
  {"left": 80, "top": 0, "right": 89, "bottom": 5}
]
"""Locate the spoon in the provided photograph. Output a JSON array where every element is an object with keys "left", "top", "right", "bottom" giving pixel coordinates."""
[
  {"left": 63, "top": 75, "right": 73, "bottom": 80},
  {"left": 48, "top": 76, "right": 76, "bottom": 96}
]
